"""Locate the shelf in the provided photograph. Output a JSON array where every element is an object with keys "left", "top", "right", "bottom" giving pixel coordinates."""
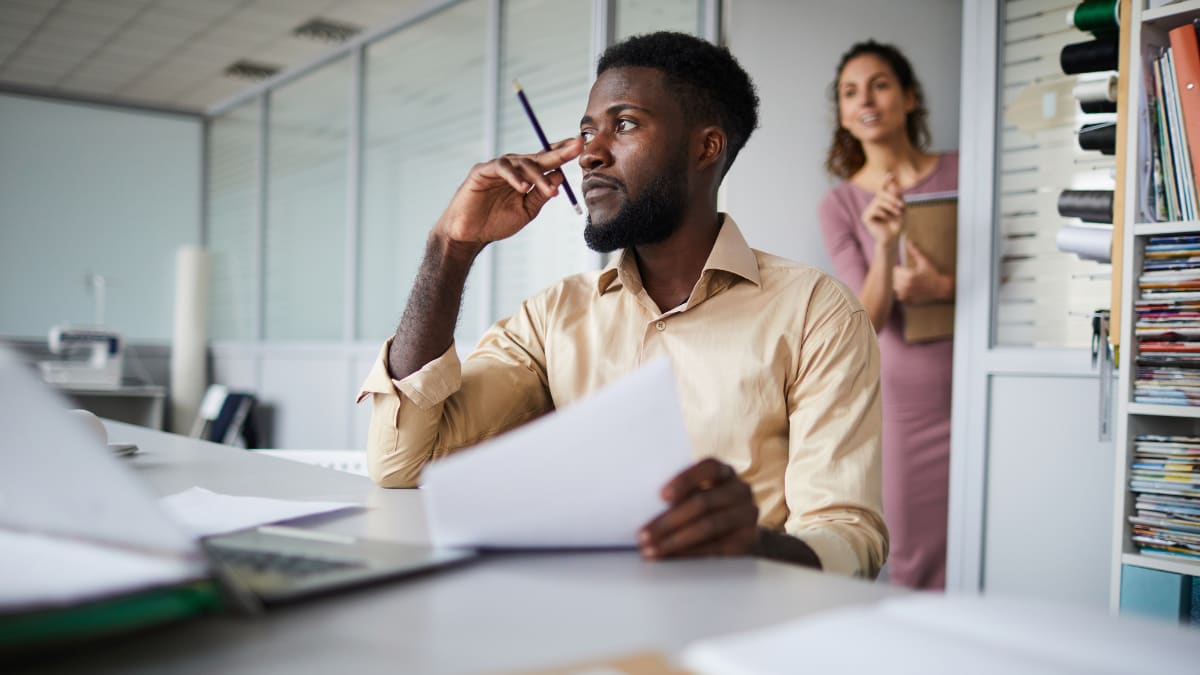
[
  {"left": 1128, "top": 402, "right": 1200, "bottom": 417},
  {"left": 1142, "top": 0, "right": 1200, "bottom": 26},
  {"left": 1121, "top": 552, "right": 1200, "bottom": 577},
  {"left": 1133, "top": 220, "right": 1200, "bottom": 236}
]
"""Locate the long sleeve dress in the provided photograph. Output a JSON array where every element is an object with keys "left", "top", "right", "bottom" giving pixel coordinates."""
[{"left": 816, "top": 151, "right": 957, "bottom": 590}]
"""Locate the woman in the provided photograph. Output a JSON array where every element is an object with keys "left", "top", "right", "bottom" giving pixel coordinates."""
[{"left": 817, "top": 40, "right": 955, "bottom": 590}]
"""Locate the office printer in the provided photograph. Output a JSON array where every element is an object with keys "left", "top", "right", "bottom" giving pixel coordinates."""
[{"left": 39, "top": 325, "right": 124, "bottom": 389}]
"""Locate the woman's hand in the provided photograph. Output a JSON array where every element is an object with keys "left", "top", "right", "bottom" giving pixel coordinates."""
[
  {"left": 894, "top": 239, "right": 955, "bottom": 304},
  {"left": 861, "top": 173, "right": 905, "bottom": 248}
]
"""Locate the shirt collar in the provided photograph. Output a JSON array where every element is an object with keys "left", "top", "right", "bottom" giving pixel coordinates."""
[{"left": 595, "top": 214, "right": 761, "bottom": 296}]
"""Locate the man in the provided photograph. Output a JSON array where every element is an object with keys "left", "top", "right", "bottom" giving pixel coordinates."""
[{"left": 358, "top": 32, "right": 887, "bottom": 576}]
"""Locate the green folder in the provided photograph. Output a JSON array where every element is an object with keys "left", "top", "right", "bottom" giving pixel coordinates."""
[{"left": 0, "top": 580, "right": 222, "bottom": 656}]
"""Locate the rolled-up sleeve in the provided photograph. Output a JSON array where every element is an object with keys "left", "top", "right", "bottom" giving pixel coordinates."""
[
  {"left": 783, "top": 283, "right": 888, "bottom": 577},
  {"left": 356, "top": 298, "right": 555, "bottom": 488}
]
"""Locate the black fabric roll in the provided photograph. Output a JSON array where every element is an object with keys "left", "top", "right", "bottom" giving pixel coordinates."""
[
  {"left": 1079, "top": 122, "right": 1117, "bottom": 154},
  {"left": 1060, "top": 36, "right": 1119, "bottom": 74},
  {"left": 1081, "top": 100, "right": 1118, "bottom": 114},
  {"left": 1057, "top": 189, "right": 1114, "bottom": 223}
]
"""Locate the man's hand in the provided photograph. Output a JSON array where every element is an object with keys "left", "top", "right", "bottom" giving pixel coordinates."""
[
  {"left": 893, "top": 239, "right": 954, "bottom": 305},
  {"left": 638, "top": 458, "right": 759, "bottom": 559},
  {"left": 434, "top": 137, "right": 584, "bottom": 247}
]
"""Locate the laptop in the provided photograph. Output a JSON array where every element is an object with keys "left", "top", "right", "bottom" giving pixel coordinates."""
[{"left": 0, "top": 346, "right": 474, "bottom": 633}]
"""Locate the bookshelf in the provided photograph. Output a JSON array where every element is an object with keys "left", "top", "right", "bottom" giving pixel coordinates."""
[{"left": 1111, "top": 0, "right": 1200, "bottom": 612}]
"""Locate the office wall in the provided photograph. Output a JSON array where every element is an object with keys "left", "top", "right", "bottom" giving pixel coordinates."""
[
  {"left": 723, "top": 0, "right": 962, "bottom": 271},
  {"left": 0, "top": 93, "right": 202, "bottom": 341}
]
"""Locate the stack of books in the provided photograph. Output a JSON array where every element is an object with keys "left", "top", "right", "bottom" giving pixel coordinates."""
[
  {"left": 1134, "top": 235, "right": 1200, "bottom": 405},
  {"left": 1130, "top": 434, "right": 1200, "bottom": 562},
  {"left": 1145, "top": 19, "right": 1200, "bottom": 223}
]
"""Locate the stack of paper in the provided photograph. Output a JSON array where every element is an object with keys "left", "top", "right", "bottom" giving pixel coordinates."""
[
  {"left": 1134, "top": 235, "right": 1200, "bottom": 405},
  {"left": 1130, "top": 434, "right": 1200, "bottom": 562},
  {"left": 680, "top": 594, "right": 1200, "bottom": 675}
]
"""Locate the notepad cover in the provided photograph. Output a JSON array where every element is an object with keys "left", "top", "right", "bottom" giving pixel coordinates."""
[{"left": 901, "top": 198, "right": 957, "bottom": 343}]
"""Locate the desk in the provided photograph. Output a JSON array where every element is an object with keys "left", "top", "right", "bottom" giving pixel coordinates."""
[
  {"left": 43, "top": 422, "right": 904, "bottom": 675},
  {"left": 57, "top": 384, "right": 165, "bottom": 430}
]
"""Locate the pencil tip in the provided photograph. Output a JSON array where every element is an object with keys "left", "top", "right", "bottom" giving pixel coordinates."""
[
  {"left": 512, "top": 79, "right": 522, "bottom": 92},
  {"left": 573, "top": 204, "right": 583, "bottom": 215}
]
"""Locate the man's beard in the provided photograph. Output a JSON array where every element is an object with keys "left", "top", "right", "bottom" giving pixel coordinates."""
[{"left": 582, "top": 171, "right": 688, "bottom": 253}]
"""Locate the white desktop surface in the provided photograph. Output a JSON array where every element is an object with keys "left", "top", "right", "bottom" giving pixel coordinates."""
[{"left": 39, "top": 421, "right": 904, "bottom": 675}]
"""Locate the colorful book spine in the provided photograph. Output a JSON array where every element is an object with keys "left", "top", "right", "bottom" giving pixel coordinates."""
[{"left": 1169, "top": 20, "right": 1200, "bottom": 221}]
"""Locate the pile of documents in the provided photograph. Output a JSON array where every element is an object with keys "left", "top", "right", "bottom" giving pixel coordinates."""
[
  {"left": 1134, "top": 235, "right": 1200, "bottom": 405},
  {"left": 1130, "top": 434, "right": 1200, "bottom": 561}
]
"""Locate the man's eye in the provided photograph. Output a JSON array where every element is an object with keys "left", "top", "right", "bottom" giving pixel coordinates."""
[
  {"left": 616, "top": 119, "right": 638, "bottom": 132},
  {"left": 580, "top": 131, "right": 594, "bottom": 144}
]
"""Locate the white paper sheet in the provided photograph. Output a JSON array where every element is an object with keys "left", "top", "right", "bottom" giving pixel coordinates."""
[
  {"left": 0, "top": 529, "right": 205, "bottom": 610},
  {"left": 160, "top": 487, "right": 361, "bottom": 537},
  {"left": 0, "top": 348, "right": 197, "bottom": 559},
  {"left": 422, "top": 359, "right": 695, "bottom": 549},
  {"left": 681, "top": 595, "right": 1200, "bottom": 675}
]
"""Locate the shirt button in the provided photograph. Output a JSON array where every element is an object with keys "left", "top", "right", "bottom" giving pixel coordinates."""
[{"left": 655, "top": 320, "right": 666, "bottom": 332}]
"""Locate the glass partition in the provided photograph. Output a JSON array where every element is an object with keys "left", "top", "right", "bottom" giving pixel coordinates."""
[
  {"left": 206, "top": 99, "right": 260, "bottom": 341},
  {"left": 491, "top": 0, "right": 593, "bottom": 322},
  {"left": 993, "top": 1, "right": 1114, "bottom": 348},
  {"left": 617, "top": 0, "right": 701, "bottom": 39},
  {"left": 358, "top": 0, "right": 487, "bottom": 344},
  {"left": 264, "top": 57, "right": 352, "bottom": 341}
]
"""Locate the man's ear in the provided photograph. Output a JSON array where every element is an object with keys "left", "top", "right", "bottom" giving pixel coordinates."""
[{"left": 695, "top": 126, "right": 726, "bottom": 173}]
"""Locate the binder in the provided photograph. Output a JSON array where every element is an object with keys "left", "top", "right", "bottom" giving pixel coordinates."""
[
  {"left": 901, "top": 194, "right": 957, "bottom": 343},
  {"left": 1168, "top": 21, "right": 1200, "bottom": 208}
]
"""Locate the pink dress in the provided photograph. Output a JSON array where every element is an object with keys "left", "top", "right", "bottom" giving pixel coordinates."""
[{"left": 817, "top": 152, "right": 957, "bottom": 590}]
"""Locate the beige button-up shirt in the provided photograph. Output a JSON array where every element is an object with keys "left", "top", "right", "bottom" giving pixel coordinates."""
[{"left": 358, "top": 216, "right": 887, "bottom": 577}]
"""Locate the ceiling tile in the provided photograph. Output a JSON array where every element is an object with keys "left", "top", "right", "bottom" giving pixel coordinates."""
[
  {"left": 60, "top": 0, "right": 145, "bottom": 22},
  {"left": 2, "top": 67, "right": 69, "bottom": 87},
  {"left": 251, "top": 0, "right": 333, "bottom": 16},
  {"left": 14, "top": 47, "right": 85, "bottom": 71},
  {"left": 132, "top": 8, "right": 212, "bottom": 35},
  {"left": 63, "top": 78, "right": 126, "bottom": 95},
  {"left": 173, "top": 75, "right": 244, "bottom": 108},
  {"left": 24, "top": 32, "right": 106, "bottom": 57},
  {"left": 0, "top": 3, "right": 55, "bottom": 23},
  {"left": 158, "top": 0, "right": 244, "bottom": 14},
  {"left": 174, "top": 40, "right": 238, "bottom": 60},
  {"left": 0, "top": 23, "right": 33, "bottom": 44},
  {"left": 250, "top": 38, "right": 326, "bottom": 65}
]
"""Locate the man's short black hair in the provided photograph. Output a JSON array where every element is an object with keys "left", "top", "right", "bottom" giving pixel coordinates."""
[{"left": 597, "top": 31, "right": 759, "bottom": 177}]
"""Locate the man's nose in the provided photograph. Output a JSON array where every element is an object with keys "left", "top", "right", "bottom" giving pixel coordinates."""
[{"left": 579, "top": 133, "right": 611, "bottom": 171}]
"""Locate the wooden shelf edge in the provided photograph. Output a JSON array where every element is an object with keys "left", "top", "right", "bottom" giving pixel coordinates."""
[
  {"left": 1141, "top": 0, "right": 1200, "bottom": 24},
  {"left": 1121, "top": 552, "right": 1200, "bottom": 577}
]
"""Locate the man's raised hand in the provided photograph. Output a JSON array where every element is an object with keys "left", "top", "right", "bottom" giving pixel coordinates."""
[{"left": 434, "top": 137, "right": 584, "bottom": 248}]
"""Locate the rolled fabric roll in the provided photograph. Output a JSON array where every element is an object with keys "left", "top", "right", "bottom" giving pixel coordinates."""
[
  {"left": 1072, "top": 74, "right": 1117, "bottom": 103},
  {"left": 1078, "top": 121, "right": 1117, "bottom": 154},
  {"left": 1060, "top": 36, "right": 1119, "bottom": 74},
  {"left": 1057, "top": 189, "right": 1115, "bottom": 223},
  {"left": 1055, "top": 224, "right": 1112, "bottom": 263},
  {"left": 1080, "top": 99, "right": 1117, "bottom": 114},
  {"left": 1066, "top": 0, "right": 1119, "bottom": 34}
]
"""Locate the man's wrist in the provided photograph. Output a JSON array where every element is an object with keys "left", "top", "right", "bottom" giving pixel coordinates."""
[
  {"left": 752, "top": 527, "right": 822, "bottom": 570},
  {"left": 430, "top": 228, "right": 486, "bottom": 265}
]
